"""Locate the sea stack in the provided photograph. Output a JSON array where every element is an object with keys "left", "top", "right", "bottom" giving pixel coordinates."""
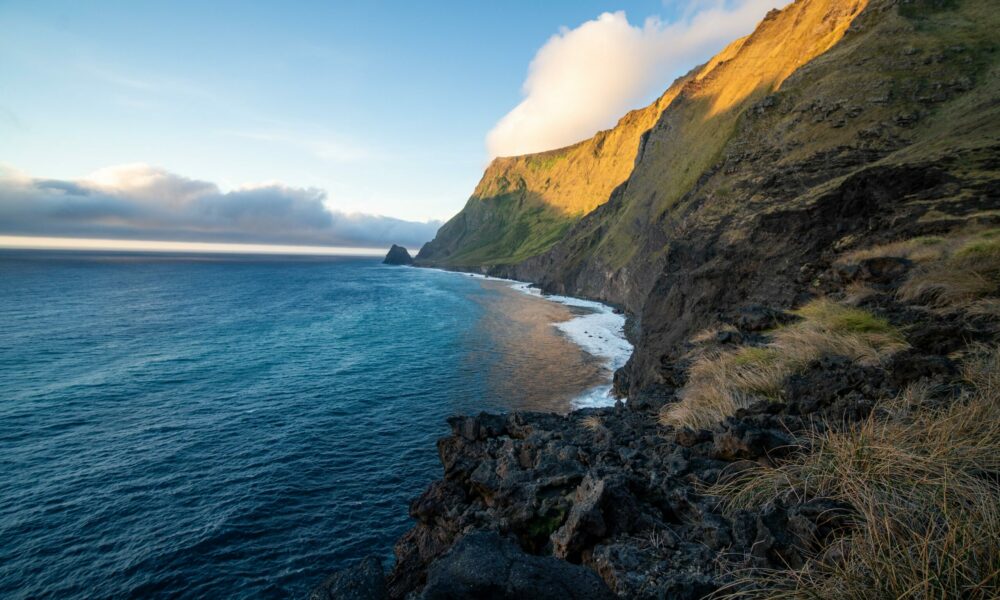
[{"left": 383, "top": 244, "right": 414, "bottom": 265}]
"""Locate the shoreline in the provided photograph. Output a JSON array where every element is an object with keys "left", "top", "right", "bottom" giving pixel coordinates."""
[{"left": 415, "top": 265, "right": 633, "bottom": 409}]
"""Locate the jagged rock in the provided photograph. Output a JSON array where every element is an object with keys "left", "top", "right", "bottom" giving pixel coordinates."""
[
  {"left": 781, "top": 355, "right": 892, "bottom": 420},
  {"left": 834, "top": 256, "right": 911, "bottom": 284},
  {"left": 675, "top": 428, "right": 711, "bottom": 448},
  {"left": 858, "top": 256, "right": 912, "bottom": 283},
  {"left": 889, "top": 349, "right": 956, "bottom": 385},
  {"left": 710, "top": 420, "right": 795, "bottom": 461},
  {"left": 551, "top": 475, "right": 612, "bottom": 560},
  {"left": 383, "top": 244, "right": 414, "bottom": 265},
  {"left": 309, "top": 557, "right": 387, "bottom": 600},
  {"left": 419, "top": 531, "right": 615, "bottom": 600}
]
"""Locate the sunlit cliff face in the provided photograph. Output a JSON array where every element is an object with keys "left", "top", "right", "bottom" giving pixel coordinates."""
[
  {"left": 485, "top": 0, "right": 788, "bottom": 159},
  {"left": 471, "top": 0, "right": 870, "bottom": 220},
  {"left": 699, "top": 0, "right": 869, "bottom": 118}
]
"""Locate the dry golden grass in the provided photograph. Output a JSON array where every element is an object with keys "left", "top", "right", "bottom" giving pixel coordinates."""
[
  {"left": 967, "top": 297, "right": 1000, "bottom": 320},
  {"left": 659, "top": 300, "right": 907, "bottom": 430},
  {"left": 899, "top": 235, "right": 1000, "bottom": 308},
  {"left": 709, "top": 347, "right": 1000, "bottom": 600},
  {"left": 842, "top": 282, "right": 878, "bottom": 306},
  {"left": 836, "top": 227, "right": 1000, "bottom": 310},
  {"left": 580, "top": 415, "right": 604, "bottom": 431},
  {"left": 660, "top": 347, "right": 786, "bottom": 430},
  {"left": 837, "top": 235, "right": 950, "bottom": 264},
  {"left": 690, "top": 324, "right": 741, "bottom": 345}
]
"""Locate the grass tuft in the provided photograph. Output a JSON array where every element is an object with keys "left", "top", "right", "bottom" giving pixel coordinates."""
[
  {"left": 837, "top": 235, "right": 949, "bottom": 264},
  {"left": 709, "top": 346, "right": 1000, "bottom": 599},
  {"left": 899, "top": 235, "right": 1000, "bottom": 307},
  {"left": 836, "top": 228, "right": 1000, "bottom": 310}
]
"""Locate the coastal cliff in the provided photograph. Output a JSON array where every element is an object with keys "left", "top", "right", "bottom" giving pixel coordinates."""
[
  {"left": 318, "top": 0, "right": 1000, "bottom": 596},
  {"left": 419, "top": 0, "right": 998, "bottom": 399}
]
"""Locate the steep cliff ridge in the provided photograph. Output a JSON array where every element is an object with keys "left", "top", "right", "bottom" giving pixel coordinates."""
[
  {"left": 417, "top": 0, "right": 869, "bottom": 274},
  {"left": 508, "top": 0, "right": 874, "bottom": 308},
  {"left": 602, "top": 0, "right": 999, "bottom": 397},
  {"left": 415, "top": 65, "right": 698, "bottom": 268}
]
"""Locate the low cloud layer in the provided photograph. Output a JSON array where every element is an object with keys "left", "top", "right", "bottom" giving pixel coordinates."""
[
  {"left": 486, "top": 0, "right": 783, "bottom": 158},
  {"left": 0, "top": 164, "right": 440, "bottom": 249}
]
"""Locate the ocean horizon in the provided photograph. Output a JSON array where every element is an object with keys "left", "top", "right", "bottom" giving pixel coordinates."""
[{"left": 0, "top": 249, "right": 629, "bottom": 598}]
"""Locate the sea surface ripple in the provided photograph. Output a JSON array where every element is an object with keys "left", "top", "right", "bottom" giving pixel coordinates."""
[{"left": 0, "top": 252, "right": 620, "bottom": 598}]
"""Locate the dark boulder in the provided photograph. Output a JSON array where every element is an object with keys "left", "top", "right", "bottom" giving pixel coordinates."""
[
  {"left": 857, "top": 256, "right": 911, "bottom": 283},
  {"left": 309, "top": 556, "right": 388, "bottom": 600},
  {"left": 383, "top": 244, "right": 414, "bottom": 265},
  {"left": 833, "top": 256, "right": 912, "bottom": 284},
  {"left": 419, "top": 531, "right": 615, "bottom": 600},
  {"left": 732, "top": 305, "right": 797, "bottom": 332}
]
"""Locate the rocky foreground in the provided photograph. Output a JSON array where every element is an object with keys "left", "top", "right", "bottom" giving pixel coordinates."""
[{"left": 311, "top": 248, "right": 998, "bottom": 598}]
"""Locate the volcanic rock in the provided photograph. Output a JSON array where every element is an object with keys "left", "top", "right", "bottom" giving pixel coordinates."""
[{"left": 383, "top": 244, "right": 414, "bottom": 265}]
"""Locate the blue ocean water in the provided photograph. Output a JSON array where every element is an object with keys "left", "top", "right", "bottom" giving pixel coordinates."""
[{"left": 0, "top": 251, "right": 610, "bottom": 598}]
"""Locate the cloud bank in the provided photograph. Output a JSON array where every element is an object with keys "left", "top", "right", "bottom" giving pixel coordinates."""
[
  {"left": 0, "top": 164, "right": 440, "bottom": 249},
  {"left": 486, "top": 0, "right": 784, "bottom": 158}
]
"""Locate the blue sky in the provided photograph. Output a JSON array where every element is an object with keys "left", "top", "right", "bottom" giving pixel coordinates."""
[{"left": 0, "top": 0, "right": 780, "bottom": 249}]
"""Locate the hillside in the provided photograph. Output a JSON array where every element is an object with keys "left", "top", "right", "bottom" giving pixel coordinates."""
[
  {"left": 315, "top": 0, "right": 1000, "bottom": 597},
  {"left": 416, "top": 0, "right": 869, "bottom": 270},
  {"left": 419, "top": 0, "right": 998, "bottom": 398}
]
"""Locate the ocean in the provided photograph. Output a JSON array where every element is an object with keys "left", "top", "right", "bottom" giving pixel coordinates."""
[{"left": 0, "top": 251, "right": 629, "bottom": 598}]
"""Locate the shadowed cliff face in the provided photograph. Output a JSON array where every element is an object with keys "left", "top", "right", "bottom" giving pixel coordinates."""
[{"left": 419, "top": 0, "right": 1000, "bottom": 399}]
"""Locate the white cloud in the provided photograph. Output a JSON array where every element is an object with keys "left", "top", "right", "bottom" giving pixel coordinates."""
[
  {"left": 0, "top": 164, "right": 440, "bottom": 249},
  {"left": 486, "top": 0, "right": 784, "bottom": 158}
]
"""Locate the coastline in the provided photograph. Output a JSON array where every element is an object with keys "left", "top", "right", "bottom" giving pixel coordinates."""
[
  {"left": 344, "top": 256, "right": 1000, "bottom": 600},
  {"left": 416, "top": 266, "right": 632, "bottom": 409}
]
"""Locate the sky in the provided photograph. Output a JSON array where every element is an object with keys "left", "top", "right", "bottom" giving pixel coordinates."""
[{"left": 0, "top": 0, "right": 783, "bottom": 252}]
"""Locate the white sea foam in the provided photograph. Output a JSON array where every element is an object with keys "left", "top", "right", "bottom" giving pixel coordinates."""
[
  {"left": 508, "top": 282, "right": 632, "bottom": 408},
  {"left": 425, "top": 268, "right": 633, "bottom": 409}
]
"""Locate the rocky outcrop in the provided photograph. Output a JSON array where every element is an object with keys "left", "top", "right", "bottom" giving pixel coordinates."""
[
  {"left": 348, "top": 287, "right": 985, "bottom": 599},
  {"left": 383, "top": 245, "right": 414, "bottom": 265},
  {"left": 419, "top": 531, "right": 614, "bottom": 599}
]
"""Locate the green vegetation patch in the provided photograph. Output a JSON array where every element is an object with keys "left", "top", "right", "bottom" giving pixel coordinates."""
[
  {"left": 795, "top": 302, "right": 900, "bottom": 336},
  {"left": 955, "top": 237, "right": 1000, "bottom": 259},
  {"left": 432, "top": 191, "right": 578, "bottom": 268},
  {"left": 731, "top": 346, "right": 781, "bottom": 367},
  {"left": 525, "top": 152, "right": 567, "bottom": 172}
]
